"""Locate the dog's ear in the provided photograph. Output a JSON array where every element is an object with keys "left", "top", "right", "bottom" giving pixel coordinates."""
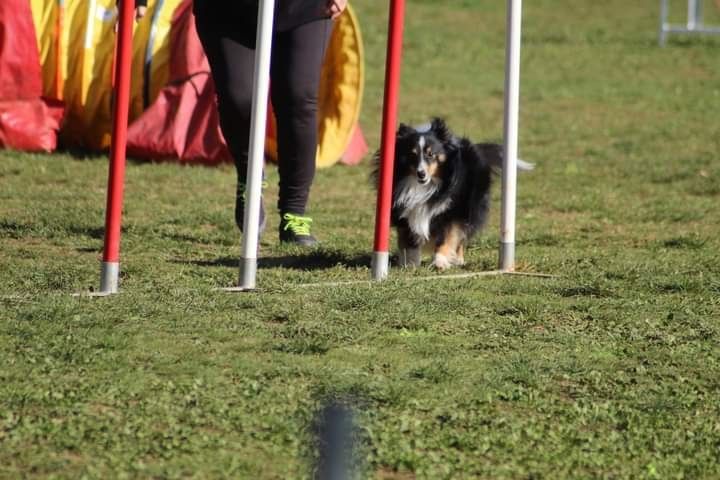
[
  {"left": 430, "top": 117, "right": 453, "bottom": 143},
  {"left": 397, "top": 123, "right": 415, "bottom": 138}
]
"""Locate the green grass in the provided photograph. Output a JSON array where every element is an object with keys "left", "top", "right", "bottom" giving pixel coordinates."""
[{"left": 2, "top": 0, "right": 720, "bottom": 478}]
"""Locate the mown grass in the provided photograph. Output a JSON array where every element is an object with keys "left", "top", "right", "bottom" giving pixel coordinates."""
[{"left": 2, "top": 0, "right": 720, "bottom": 478}]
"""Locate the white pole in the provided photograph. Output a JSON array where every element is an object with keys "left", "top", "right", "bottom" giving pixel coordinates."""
[
  {"left": 688, "top": 0, "right": 700, "bottom": 29},
  {"left": 659, "top": 0, "right": 669, "bottom": 46},
  {"left": 239, "top": 0, "right": 275, "bottom": 290},
  {"left": 499, "top": 0, "right": 522, "bottom": 272}
]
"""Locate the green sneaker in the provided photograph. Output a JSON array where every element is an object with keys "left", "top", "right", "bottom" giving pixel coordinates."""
[
  {"left": 235, "top": 181, "right": 267, "bottom": 233},
  {"left": 279, "top": 213, "right": 318, "bottom": 246}
]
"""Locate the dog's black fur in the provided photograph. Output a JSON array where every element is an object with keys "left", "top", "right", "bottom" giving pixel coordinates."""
[{"left": 371, "top": 118, "right": 505, "bottom": 269}]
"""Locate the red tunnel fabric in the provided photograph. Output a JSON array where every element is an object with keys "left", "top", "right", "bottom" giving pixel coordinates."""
[
  {"left": 0, "top": 0, "right": 63, "bottom": 152},
  {"left": 126, "top": 0, "right": 232, "bottom": 164}
]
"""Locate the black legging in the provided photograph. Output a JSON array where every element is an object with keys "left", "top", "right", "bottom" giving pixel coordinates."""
[{"left": 194, "top": 4, "right": 332, "bottom": 215}]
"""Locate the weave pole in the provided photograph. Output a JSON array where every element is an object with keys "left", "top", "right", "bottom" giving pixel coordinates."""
[
  {"left": 499, "top": 0, "right": 523, "bottom": 272},
  {"left": 98, "top": 0, "right": 134, "bottom": 294},
  {"left": 371, "top": 0, "right": 405, "bottom": 281},
  {"left": 688, "top": 0, "right": 701, "bottom": 29},
  {"left": 659, "top": 0, "right": 720, "bottom": 46},
  {"left": 237, "top": 0, "right": 276, "bottom": 290}
]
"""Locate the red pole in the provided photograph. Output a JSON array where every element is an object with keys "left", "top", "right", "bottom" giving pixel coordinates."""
[
  {"left": 371, "top": 0, "right": 405, "bottom": 281},
  {"left": 100, "top": 0, "right": 134, "bottom": 294}
]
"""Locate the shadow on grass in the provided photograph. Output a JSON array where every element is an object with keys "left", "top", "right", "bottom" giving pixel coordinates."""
[
  {"left": 0, "top": 220, "right": 32, "bottom": 238},
  {"left": 173, "top": 249, "right": 372, "bottom": 271},
  {"left": 56, "top": 146, "right": 243, "bottom": 170},
  {"left": 52, "top": 146, "right": 165, "bottom": 166},
  {"left": 68, "top": 225, "right": 106, "bottom": 239}
]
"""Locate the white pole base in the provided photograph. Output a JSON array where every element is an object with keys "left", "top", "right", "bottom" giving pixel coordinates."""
[
  {"left": 99, "top": 261, "right": 120, "bottom": 294},
  {"left": 371, "top": 251, "right": 390, "bottom": 281},
  {"left": 220, "top": 286, "right": 257, "bottom": 293},
  {"left": 239, "top": 257, "right": 258, "bottom": 291},
  {"left": 499, "top": 241, "right": 515, "bottom": 272}
]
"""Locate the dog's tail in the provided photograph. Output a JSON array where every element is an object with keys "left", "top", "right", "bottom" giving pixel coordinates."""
[{"left": 474, "top": 142, "right": 535, "bottom": 173}]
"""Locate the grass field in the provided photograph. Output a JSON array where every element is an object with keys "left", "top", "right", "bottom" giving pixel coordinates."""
[{"left": 2, "top": 0, "right": 720, "bottom": 478}]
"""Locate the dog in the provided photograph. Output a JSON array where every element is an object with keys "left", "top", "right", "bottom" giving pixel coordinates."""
[{"left": 371, "top": 117, "right": 532, "bottom": 270}]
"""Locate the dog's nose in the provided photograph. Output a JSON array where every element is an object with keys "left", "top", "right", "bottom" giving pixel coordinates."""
[{"left": 417, "top": 170, "right": 427, "bottom": 181}]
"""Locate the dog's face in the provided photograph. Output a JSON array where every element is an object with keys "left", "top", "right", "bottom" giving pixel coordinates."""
[{"left": 396, "top": 119, "right": 453, "bottom": 186}]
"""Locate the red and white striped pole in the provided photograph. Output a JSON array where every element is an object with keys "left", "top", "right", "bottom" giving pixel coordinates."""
[
  {"left": 99, "top": 0, "right": 134, "bottom": 294},
  {"left": 371, "top": 0, "right": 405, "bottom": 281}
]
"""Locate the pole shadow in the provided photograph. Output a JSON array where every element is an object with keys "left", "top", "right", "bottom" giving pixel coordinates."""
[{"left": 172, "top": 248, "right": 372, "bottom": 272}]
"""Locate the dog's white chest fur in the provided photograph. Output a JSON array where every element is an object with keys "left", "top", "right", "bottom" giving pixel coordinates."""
[{"left": 394, "top": 177, "right": 450, "bottom": 241}]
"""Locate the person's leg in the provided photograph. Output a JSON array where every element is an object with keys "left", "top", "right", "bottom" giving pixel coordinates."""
[
  {"left": 194, "top": 4, "right": 265, "bottom": 231},
  {"left": 270, "top": 18, "right": 332, "bottom": 244}
]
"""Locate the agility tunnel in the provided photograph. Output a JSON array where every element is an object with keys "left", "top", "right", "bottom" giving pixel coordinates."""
[
  {"left": 0, "top": 0, "right": 64, "bottom": 152},
  {"left": 0, "top": 0, "right": 366, "bottom": 167}
]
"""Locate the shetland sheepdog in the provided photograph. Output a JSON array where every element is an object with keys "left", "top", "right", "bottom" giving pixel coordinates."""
[{"left": 371, "top": 117, "right": 532, "bottom": 270}]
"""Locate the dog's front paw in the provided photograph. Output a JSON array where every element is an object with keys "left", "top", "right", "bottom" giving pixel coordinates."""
[{"left": 432, "top": 253, "right": 453, "bottom": 270}]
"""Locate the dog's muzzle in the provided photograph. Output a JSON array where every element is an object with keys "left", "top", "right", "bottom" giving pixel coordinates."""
[{"left": 416, "top": 169, "right": 429, "bottom": 184}]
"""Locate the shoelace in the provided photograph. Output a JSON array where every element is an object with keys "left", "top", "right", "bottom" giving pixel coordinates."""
[
  {"left": 237, "top": 181, "right": 269, "bottom": 199},
  {"left": 282, "top": 213, "right": 312, "bottom": 236}
]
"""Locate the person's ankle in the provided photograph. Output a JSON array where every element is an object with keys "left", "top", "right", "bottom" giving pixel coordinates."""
[{"left": 235, "top": 181, "right": 266, "bottom": 233}]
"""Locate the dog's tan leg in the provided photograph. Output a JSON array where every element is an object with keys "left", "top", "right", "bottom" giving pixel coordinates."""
[
  {"left": 433, "top": 223, "right": 466, "bottom": 270},
  {"left": 455, "top": 242, "right": 465, "bottom": 266}
]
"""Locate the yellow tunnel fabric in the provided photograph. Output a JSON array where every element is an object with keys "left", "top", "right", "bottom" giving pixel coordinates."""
[
  {"left": 31, "top": 0, "right": 183, "bottom": 150},
  {"left": 29, "top": 0, "right": 364, "bottom": 167}
]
